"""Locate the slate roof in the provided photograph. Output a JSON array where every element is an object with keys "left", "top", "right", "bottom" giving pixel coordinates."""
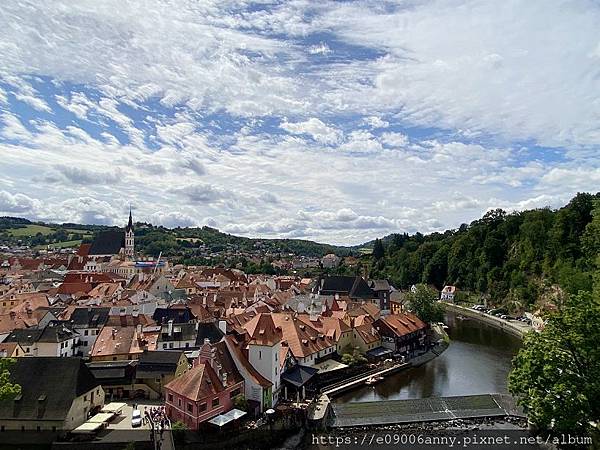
[
  {"left": 0, "top": 357, "right": 100, "bottom": 422},
  {"left": 137, "top": 350, "right": 184, "bottom": 378},
  {"left": 318, "top": 276, "right": 377, "bottom": 299},
  {"left": 152, "top": 306, "right": 194, "bottom": 325},
  {"left": 38, "top": 321, "right": 79, "bottom": 343},
  {"left": 3, "top": 328, "right": 43, "bottom": 346},
  {"left": 88, "top": 230, "right": 125, "bottom": 256},
  {"left": 87, "top": 360, "right": 137, "bottom": 385},
  {"left": 69, "top": 307, "right": 110, "bottom": 328},
  {"left": 159, "top": 322, "right": 198, "bottom": 343},
  {"left": 195, "top": 322, "right": 224, "bottom": 346}
]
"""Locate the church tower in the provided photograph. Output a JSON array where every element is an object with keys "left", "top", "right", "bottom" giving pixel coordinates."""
[{"left": 125, "top": 207, "right": 135, "bottom": 258}]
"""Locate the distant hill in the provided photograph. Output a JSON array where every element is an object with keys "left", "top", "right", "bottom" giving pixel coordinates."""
[{"left": 0, "top": 217, "right": 352, "bottom": 258}]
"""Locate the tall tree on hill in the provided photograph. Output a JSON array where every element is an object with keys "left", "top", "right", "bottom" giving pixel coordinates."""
[
  {"left": 509, "top": 199, "right": 600, "bottom": 435},
  {"left": 372, "top": 238, "right": 385, "bottom": 260}
]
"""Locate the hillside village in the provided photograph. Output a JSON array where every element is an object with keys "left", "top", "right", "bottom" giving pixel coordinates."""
[{"left": 0, "top": 211, "right": 439, "bottom": 445}]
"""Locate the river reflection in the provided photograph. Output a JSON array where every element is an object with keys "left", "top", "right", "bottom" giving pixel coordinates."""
[{"left": 335, "top": 311, "right": 522, "bottom": 403}]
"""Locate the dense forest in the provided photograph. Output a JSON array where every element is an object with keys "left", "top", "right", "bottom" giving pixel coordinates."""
[{"left": 369, "top": 192, "right": 600, "bottom": 309}]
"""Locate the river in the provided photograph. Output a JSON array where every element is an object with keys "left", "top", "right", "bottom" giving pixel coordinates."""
[{"left": 335, "top": 311, "right": 522, "bottom": 403}]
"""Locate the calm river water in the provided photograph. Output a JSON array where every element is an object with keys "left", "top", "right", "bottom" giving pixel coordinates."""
[{"left": 335, "top": 311, "right": 522, "bottom": 403}]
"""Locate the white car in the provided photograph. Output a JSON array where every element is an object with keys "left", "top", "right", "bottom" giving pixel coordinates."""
[{"left": 131, "top": 410, "right": 142, "bottom": 428}]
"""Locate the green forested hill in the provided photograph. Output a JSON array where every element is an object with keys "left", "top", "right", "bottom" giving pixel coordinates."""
[
  {"left": 0, "top": 218, "right": 350, "bottom": 258},
  {"left": 369, "top": 192, "right": 600, "bottom": 308}
]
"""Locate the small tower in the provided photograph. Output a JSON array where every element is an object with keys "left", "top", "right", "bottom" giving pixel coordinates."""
[{"left": 125, "top": 207, "right": 135, "bottom": 258}]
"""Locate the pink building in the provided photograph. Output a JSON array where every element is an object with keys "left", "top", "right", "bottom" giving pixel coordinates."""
[{"left": 164, "top": 340, "right": 244, "bottom": 430}]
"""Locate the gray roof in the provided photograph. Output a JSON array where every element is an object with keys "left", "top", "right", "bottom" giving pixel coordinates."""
[
  {"left": 0, "top": 358, "right": 99, "bottom": 422},
  {"left": 69, "top": 307, "right": 110, "bottom": 328},
  {"left": 88, "top": 230, "right": 125, "bottom": 256}
]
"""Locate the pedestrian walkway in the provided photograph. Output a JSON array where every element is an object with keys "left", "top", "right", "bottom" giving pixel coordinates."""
[{"left": 322, "top": 362, "right": 410, "bottom": 397}]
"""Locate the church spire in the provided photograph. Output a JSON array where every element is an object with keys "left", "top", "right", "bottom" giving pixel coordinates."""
[{"left": 126, "top": 206, "right": 133, "bottom": 232}]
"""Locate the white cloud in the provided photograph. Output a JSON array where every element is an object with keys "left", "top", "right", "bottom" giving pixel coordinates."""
[
  {"left": 0, "top": 1, "right": 598, "bottom": 245},
  {"left": 280, "top": 118, "right": 341, "bottom": 145},
  {"left": 362, "top": 116, "right": 389, "bottom": 129},
  {"left": 0, "top": 190, "right": 40, "bottom": 214},
  {"left": 381, "top": 131, "right": 409, "bottom": 147},
  {"left": 13, "top": 93, "right": 52, "bottom": 113},
  {"left": 339, "top": 130, "right": 382, "bottom": 153},
  {"left": 308, "top": 42, "right": 331, "bottom": 55}
]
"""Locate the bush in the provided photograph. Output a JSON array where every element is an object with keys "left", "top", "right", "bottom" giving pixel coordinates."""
[{"left": 171, "top": 420, "right": 188, "bottom": 444}]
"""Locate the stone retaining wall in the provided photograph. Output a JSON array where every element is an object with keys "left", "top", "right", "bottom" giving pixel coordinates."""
[{"left": 441, "top": 302, "right": 530, "bottom": 339}]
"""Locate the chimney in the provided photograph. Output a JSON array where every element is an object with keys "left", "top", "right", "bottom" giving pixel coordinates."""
[
  {"left": 168, "top": 320, "right": 174, "bottom": 337},
  {"left": 112, "top": 328, "right": 117, "bottom": 340},
  {"left": 203, "top": 338, "right": 210, "bottom": 345},
  {"left": 218, "top": 320, "right": 227, "bottom": 334}
]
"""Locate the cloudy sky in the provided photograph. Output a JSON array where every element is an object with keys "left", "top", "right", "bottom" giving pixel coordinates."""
[{"left": 0, "top": 1, "right": 599, "bottom": 245}]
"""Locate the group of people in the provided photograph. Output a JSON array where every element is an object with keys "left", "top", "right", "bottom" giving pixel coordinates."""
[{"left": 144, "top": 405, "right": 169, "bottom": 431}]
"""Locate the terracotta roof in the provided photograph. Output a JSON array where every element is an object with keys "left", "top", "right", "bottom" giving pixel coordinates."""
[
  {"left": 76, "top": 243, "right": 91, "bottom": 257},
  {"left": 271, "top": 313, "right": 335, "bottom": 359},
  {"left": 243, "top": 313, "right": 282, "bottom": 346},
  {"left": 164, "top": 362, "right": 223, "bottom": 401},
  {"left": 223, "top": 335, "right": 272, "bottom": 388},
  {"left": 378, "top": 312, "right": 427, "bottom": 337},
  {"left": 355, "top": 323, "right": 380, "bottom": 344}
]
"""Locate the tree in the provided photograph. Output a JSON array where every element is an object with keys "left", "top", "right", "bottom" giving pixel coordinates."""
[
  {"left": 171, "top": 420, "right": 188, "bottom": 444},
  {"left": 341, "top": 349, "right": 368, "bottom": 366},
  {"left": 508, "top": 290, "right": 600, "bottom": 434},
  {"left": 372, "top": 238, "right": 385, "bottom": 260},
  {"left": 406, "top": 284, "right": 444, "bottom": 323},
  {"left": 0, "top": 358, "right": 21, "bottom": 400},
  {"left": 233, "top": 394, "right": 248, "bottom": 411}
]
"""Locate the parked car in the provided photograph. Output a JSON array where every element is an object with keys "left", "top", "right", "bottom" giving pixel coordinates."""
[{"left": 131, "top": 410, "right": 142, "bottom": 428}]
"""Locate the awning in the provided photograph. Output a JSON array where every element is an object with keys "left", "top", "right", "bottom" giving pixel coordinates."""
[
  {"left": 281, "top": 365, "right": 319, "bottom": 388},
  {"left": 72, "top": 422, "right": 104, "bottom": 434},
  {"left": 366, "top": 346, "right": 394, "bottom": 358},
  {"left": 88, "top": 412, "right": 115, "bottom": 423},
  {"left": 101, "top": 402, "right": 127, "bottom": 414},
  {"left": 222, "top": 408, "right": 246, "bottom": 421},
  {"left": 208, "top": 414, "right": 234, "bottom": 427},
  {"left": 312, "top": 359, "right": 348, "bottom": 374}
]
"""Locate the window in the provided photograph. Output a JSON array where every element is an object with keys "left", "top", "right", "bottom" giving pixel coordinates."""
[
  {"left": 258, "top": 350, "right": 261, "bottom": 359},
  {"left": 178, "top": 399, "right": 181, "bottom": 407},
  {"left": 199, "top": 403, "right": 207, "bottom": 412},
  {"left": 84, "top": 330, "right": 89, "bottom": 336},
  {"left": 230, "top": 388, "right": 241, "bottom": 398},
  {"left": 169, "top": 343, "right": 174, "bottom": 349},
  {"left": 212, "top": 397, "right": 219, "bottom": 407},
  {"left": 187, "top": 403, "right": 193, "bottom": 413},
  {"left": 163, "top": 343, "right": 167, "bottom": 349},
  {"left": 168, "top": 394, "right": 173, "bottom": 402}
]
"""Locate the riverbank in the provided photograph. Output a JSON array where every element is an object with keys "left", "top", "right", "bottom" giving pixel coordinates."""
[{"left": 441, "top": 302, "right": 531, "bottom": 339}]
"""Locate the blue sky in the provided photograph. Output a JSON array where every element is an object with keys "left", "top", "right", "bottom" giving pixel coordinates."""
[{"left": 0, "top": 0, "right": 599, "bottom": 245}]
